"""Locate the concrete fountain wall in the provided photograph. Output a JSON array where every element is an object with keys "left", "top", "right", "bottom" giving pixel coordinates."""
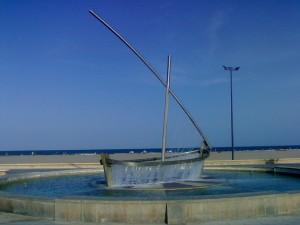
[{"left": 1, "top": 191, "right": 300, "bottom": 224}]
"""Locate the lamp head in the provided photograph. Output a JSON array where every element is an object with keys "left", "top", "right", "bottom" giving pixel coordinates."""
[{"left": 223, "top": 65, "right": 240, "bottom": 71}]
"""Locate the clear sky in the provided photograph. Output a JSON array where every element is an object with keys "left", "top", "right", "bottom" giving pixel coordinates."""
[{"left": 0, "top": 0, "right": 299, "bottom": 150}]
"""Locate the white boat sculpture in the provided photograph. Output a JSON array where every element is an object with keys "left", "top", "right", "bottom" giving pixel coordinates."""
[{"left": 89, "top": 10, "right": 211, "bottom": 188}]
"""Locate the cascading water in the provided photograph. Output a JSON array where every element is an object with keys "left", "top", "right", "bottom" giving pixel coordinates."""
[{"left": 110, "top": 153, "right": 204, "bottom": 187}]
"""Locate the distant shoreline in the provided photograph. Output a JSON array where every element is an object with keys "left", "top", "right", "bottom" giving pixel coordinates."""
[{"left": 0, "top": 145, "right": 299, "bottom": 156}]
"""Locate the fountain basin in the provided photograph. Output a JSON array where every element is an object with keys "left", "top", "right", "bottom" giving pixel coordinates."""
[{"left": 0, "top": 164, "right": 300, "bottom": 224}]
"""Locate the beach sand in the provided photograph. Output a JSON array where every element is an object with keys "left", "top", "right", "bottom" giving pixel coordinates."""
[{"left": 0, "top": 149, "right": 299, "bottom": 164}]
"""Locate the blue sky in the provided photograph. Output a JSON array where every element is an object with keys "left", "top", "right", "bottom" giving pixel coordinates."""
[{"left": 0, "top": 0, "right": 299, "bottom": 150}]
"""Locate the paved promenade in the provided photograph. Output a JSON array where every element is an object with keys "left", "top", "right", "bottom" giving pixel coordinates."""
[{"left": 0, "top": 212, "right": 300, "bottom": 225}]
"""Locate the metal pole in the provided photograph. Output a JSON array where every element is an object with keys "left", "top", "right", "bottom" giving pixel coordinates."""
[
  {"left": 161, "top": 55, "right": 171, "bottom": 161},
  {"left": 89, "top": 10, "right": 211, "bottom": 149},
  {"left": 230, "top": 70, "right": 234, "bottom": 160}
]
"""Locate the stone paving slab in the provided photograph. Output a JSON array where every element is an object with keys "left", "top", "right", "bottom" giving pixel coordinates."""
[
  {"left": 0, "top": 212, "right": 130, "bottom": 225},
  {"left": 0, "top": 212, "right": 41, "bottom": 224},
  {"left": 0, "top": 212, "right": 300, "bottom": 225},
  {"left": 198, "top": 215, "right": 300, "bottom": 225}
]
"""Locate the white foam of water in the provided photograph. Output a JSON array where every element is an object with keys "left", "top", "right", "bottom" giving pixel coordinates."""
[{"left": 111, "top": 160, "right": 203, "bottom": 187}]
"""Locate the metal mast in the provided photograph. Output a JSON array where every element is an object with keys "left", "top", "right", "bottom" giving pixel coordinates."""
[
  {"left": 89, "top": 10, "right": 210, "bottom": 149},
  {"left": 161, "top": 55, "right": 171, "bottom": 161}
]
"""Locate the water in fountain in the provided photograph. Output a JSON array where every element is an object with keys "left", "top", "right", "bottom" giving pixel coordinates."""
[{"left": 2, "top": 170, "right": 300, "bottom": 199}]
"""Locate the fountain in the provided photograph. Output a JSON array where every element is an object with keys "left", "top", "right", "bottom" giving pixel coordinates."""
[{"left": 1, "top": 161, "right": 300, "bottom": 224}]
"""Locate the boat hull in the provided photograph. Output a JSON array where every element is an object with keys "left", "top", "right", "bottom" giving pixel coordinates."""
[{"left": 101, "top": 151, "right": 206, "bottom": 188}]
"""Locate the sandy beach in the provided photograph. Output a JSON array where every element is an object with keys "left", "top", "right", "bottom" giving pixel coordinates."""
[{"left": 0, "top": 149, "right": 300, "bottom": 164}]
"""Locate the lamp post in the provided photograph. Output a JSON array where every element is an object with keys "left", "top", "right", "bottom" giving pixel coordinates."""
[{"left": 223, "top": 65, "right": 240, "bottom": 160}]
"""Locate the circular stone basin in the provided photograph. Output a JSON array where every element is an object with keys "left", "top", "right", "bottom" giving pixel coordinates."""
[{"left": 1, "top": 170, "right": 300, "bottom": 200}]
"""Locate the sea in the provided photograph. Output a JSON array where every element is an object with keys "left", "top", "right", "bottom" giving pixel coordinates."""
[{"left": 0, "top": 145, "right": 299, "bottom": 156}]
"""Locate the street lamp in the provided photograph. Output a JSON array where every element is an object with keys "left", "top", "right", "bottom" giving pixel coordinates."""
[{"left": 223, "top": 65, "right": 240, "bottom": 160}]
